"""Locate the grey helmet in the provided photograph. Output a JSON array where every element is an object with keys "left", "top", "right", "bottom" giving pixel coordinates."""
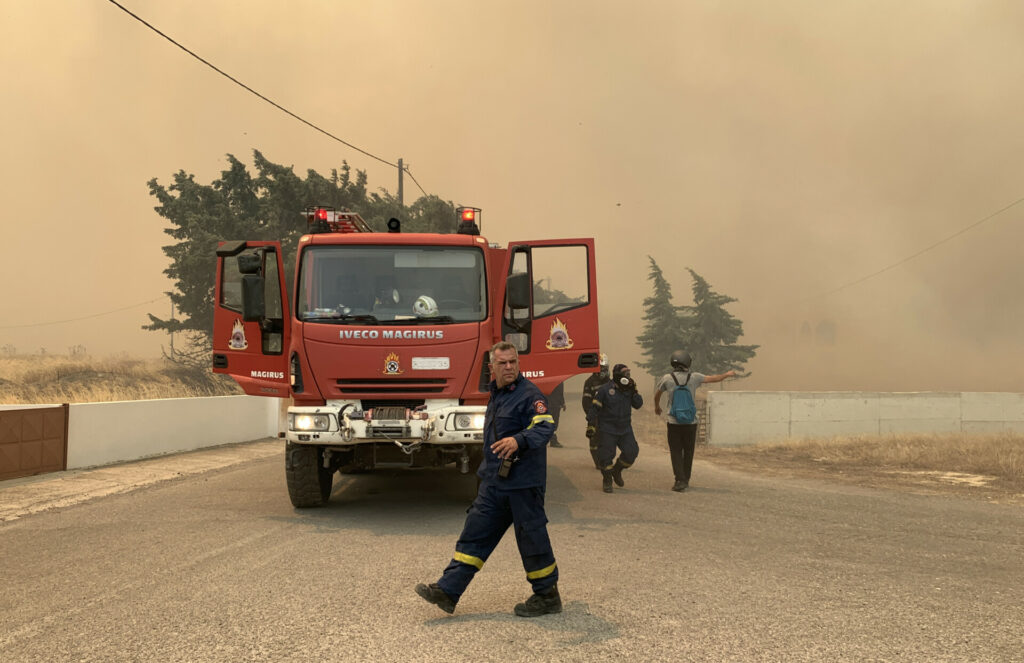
[{"left": 670, "top": 350, "right": 692, "bottom": 370}]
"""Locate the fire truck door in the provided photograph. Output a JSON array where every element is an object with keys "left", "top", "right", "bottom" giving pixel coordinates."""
[
  {"left": 212, "top": 241, "right": 291, "bottom": 397},
  {"left": 502, "top": 239, "right": 600, "bottom": 391}
]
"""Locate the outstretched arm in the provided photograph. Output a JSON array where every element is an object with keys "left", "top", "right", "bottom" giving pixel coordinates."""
[{"left": 703, "top": 370, "right": 738, "bottom": 384}]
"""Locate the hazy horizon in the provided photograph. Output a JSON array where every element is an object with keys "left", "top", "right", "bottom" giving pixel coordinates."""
[{"left": 3, "top": 1, "right": 1023, "bottom": 393}]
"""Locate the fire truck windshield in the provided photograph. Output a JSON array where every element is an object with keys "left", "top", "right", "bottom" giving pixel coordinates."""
[{"left": 297, "top": 245, "right": 487, "bottom": 324}]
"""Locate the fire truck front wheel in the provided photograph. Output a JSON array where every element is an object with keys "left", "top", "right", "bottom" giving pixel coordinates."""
[{"left": 285, "top": 442, "right": 333, "bottom": 508}]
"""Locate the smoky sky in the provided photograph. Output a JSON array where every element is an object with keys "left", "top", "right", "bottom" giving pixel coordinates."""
[{"left": 2, "top": 1, "right": 1022, "bottom": 392}]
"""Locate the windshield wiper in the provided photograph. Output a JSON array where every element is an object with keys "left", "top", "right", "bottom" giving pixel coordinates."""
[
  {"left": 391, "top": 315, "right": 455, "bottom": 324},
  {"left": 303, "top": 312, "right": 380, "bottom": 324}
]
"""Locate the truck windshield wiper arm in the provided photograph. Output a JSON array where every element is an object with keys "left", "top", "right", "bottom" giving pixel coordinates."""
[
  {"left": 303, "top": 312, "right": 380, "bottom": 324},
  {"left": 391, "top": 315, "right": 455, "bottom": 324}
]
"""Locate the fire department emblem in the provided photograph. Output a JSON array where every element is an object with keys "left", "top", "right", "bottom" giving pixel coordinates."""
[
  {"left": 228, "top": 319, "right": 248, "bottom": 350},
  {"left": 535, "top": 400, "right": 547, "bottom": 414},
  {"left": 383, "top": 352, "right": 404, "bottom": 375},
  {"left": 545, "top": 317, "right": 574, "bottom": 350}
]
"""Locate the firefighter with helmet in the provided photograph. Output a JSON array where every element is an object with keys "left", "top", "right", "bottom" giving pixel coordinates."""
[
  {"left": 581, "top": 353, "right": 610, "bottom": 468},
  {"left": 586, "top": 363, "right": 643, "bottom": 493}
]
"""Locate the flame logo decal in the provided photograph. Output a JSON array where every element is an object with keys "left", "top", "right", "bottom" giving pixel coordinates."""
[
  {"left": 383, "top": 352, "right": 404, "bottom": 375},
  {"left": 545, "top": 317, "right": 574, "bottom": 350},
  {"left": 228, "top": 319, "right": 248, "bottom": 350}
]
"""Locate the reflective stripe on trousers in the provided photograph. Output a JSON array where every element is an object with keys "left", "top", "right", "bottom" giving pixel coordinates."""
[{"left": 437, "top": 483, "right": 558, "bottom": 601}]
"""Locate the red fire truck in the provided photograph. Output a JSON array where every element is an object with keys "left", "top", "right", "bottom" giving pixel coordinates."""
[{"left": 213, "top": 206, "right": 600, "bottom": 507}]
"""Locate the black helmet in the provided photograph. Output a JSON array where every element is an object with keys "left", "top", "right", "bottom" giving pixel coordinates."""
[{"left": 670, "top": 350, "right": 692, "bottom": 370}]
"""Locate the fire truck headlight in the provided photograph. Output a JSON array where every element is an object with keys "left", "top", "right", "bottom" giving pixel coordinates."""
[
  {"left": 290, "top": 413, "right": 332, "bottom": 432},
  {"left": 453, "top": 413, "right": 486, "bottom": 430}
]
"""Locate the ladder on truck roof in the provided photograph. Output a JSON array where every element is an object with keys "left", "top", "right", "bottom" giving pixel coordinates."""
[{"left": 304, "top": 206, "right": 371, "bottom": 234}]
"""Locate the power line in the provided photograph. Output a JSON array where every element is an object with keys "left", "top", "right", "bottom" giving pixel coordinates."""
[
  {"left": 403, "top": 167, "right": 427, "bottom": 200},
  {"left": 802, "top": 194, "right": 1024, "bottom": 303},
  {"left": 0, "top": 297, "right": 164, "bottom": 329},
  {"left": 105, "top": 0, "right": 428, "bottom": 198}
]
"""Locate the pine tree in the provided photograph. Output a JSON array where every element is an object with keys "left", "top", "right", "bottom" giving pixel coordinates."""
[
  {"left": 636, "top": 257, "right": 694, "bottom": 377},
  {"left": 681, "top": 268, "right": 758, "bottom": 375}
]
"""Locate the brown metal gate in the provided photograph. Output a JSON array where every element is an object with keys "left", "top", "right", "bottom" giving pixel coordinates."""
[
  {"left": 0, "top": 405, "right": 68, "bottom": 480},
  {"left": 697, "top": 399, "right": 708, "bottom": 444}
]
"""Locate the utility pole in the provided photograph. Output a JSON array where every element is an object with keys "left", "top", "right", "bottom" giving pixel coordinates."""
[{"left": 397, "top": 157, "right": 404, "bottom": 206}]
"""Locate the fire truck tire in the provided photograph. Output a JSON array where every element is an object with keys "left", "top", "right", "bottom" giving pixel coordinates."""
[{"left": 285, "top": 442, "right": 333, "bottom": 508}]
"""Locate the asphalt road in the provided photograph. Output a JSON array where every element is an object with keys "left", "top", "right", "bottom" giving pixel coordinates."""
[{"left": 2, "top": 416, "right": 1022, "bottom": 662}]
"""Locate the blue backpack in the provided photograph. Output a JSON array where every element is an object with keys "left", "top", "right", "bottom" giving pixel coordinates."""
[{"left": 669, "top": 373, "right": 696, "bottom": 424}]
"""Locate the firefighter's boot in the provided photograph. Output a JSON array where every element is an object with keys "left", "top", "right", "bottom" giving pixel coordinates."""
[
  {"left": 415, "top": 583, "right": 456, "bottom": 614},
  {"left": 601, "top": 469, "right": 614, "bottom": 493},
  {"left": 611, "top": 459, "right": 627, "bottom": 487},
  {"left": 514, "top": 584, "right": 562, "bottom": 617}
]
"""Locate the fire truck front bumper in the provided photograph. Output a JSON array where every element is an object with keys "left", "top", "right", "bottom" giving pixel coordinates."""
[{"left": 285, "top": 403, "right": 486, "bottom": 448}]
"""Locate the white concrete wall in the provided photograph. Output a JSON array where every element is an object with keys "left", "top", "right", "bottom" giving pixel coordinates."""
[
  {"left": 66, "top": 396, "right": 280, "bottom": 469},
  {"left": 707, "top": 391, "right": 1024, "bottom": 446}
]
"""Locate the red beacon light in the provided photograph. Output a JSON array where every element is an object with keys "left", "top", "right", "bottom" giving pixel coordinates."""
[{"left": 456, "top": 206, "right": 482, "bottom": 235}]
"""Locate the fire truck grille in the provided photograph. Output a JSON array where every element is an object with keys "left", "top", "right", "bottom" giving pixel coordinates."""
[{"left": 335, "top": 378, "right": 448, "bottom": 395}]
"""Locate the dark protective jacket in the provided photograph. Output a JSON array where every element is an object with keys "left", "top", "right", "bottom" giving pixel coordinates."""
[
  {"left": 581, "top": 373, "right": 610, "bottom": 416},
  {"left": 477, "top": 374, "right": 555, "bottom": 489},
  {"left": 587, "top": 380, "right": 643, "bottom": 435}
]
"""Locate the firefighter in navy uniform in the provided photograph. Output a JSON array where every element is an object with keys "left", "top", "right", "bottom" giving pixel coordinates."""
[
  {"left": 416, "top": 342, "right": 562, "bottom": 617},
  {"left": 587, "top": 363, "right": 643, "bottom": 493},
  {"left": 581, "top": 353, "right": 610, "bottom": 469}
]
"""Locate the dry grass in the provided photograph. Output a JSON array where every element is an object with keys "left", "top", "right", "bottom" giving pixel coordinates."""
[
  {"left": 0, "top": 354, "right": 241, "bottom": 404},
  {"left": 694, "top": 433, "right": 1024, "bottom": 503},
  {"left": 629, "top": 395, "right": 1024, "bottom": 501},
  {"left": 699, "top": 433, "right": 1024, "bottom": 484}
]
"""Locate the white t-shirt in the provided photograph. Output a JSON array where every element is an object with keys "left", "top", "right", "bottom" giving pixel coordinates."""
[{"left": 656, "top": 370, "right": 705, "bottom": 424}]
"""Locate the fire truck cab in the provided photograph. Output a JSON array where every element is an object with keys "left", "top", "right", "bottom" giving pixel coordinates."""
[{"left": 213, "top": 207, "right": 599, "bottom": 507}]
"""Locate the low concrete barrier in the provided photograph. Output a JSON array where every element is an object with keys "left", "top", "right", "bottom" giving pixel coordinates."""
[
  {"left": 707, "top": 391, "right": 1024, "bottom": 446},
  {"left": 66, "top": 396, "right": 280, "bottom": 469},
  {"left": 8, "top": 391, "right": 1023, "bottom": 475}
]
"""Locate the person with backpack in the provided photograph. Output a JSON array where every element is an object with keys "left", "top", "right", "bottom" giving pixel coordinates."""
[
  {"left": 586, "top": 363, "right": 643, "bottom": 493},
  {"left": 653, "top": 350, "right": 737, "bottom": 492}
]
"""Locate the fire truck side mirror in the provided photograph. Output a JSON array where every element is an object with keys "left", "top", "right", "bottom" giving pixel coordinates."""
[
  {"left": 241, "top": 274, "right": 266, "bottom": 322},
  {"left": 506, "top": 272, "right": 531, "bottom": 310},
  {"left": 237, "top": 252, "right": 262, "bottom": 275}
]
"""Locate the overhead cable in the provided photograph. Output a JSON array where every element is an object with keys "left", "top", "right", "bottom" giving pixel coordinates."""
[
  {"left": 803, "top": 194, "right": 1024, "bottom": 303},
  {"left": 105, "top": 0, "right": 428, "bottom": 197},
  {"left": 0, "top": 297, "right": 165, "bottom": 329}
]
